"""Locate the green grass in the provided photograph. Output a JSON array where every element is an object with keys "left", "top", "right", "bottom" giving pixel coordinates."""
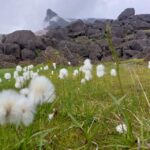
[{"left": 0, "top": 60, "right": 150, "bottom": 149}]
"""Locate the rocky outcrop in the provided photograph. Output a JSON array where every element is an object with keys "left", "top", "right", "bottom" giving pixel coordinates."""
[
  {"left": 1, "top": 8, "right": 150, "bottom": 68},
  {"left": 118, "top": 8, "right": 135, "bottom": 20}
]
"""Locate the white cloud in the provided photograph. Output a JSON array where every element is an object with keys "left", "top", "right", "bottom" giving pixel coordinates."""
[{"left": 0, "top": 0, "right": 150, "bottom": 34}]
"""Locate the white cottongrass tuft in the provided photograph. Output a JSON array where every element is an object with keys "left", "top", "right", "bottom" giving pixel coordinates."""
[
  {"left": 52, "top": 63, "right": 56, "bottom": 69},
  {"left": 148, "top": 61, "right": 150, "bottom": 69},
  {"left": 16, "top": 65, "right": 22, "bottom": 72},
  {"left": 48, "top": 113, "right": 54, "bottom": 121},
  {"left": 44, "top": 65, "right": 49, "bottom": 70},
  {"left": 59, "top": 68, "right": 68, "bottom": 79},
  {"left": 12, "top": 96, "right": 35, "bottom": 126},
  {"left": 4, "top": 73, "right": 11, "bottom": 80},
  {"left": 28, "top": 65, "right": 34, "bottom": 70},
  {"left": 13, "top": 71, "right": 19, "bottom": 79},
  {"left": 20, "top": 88, "right": 29, "bottom": 96},
  {"left": 110, "top": 68, "right": 117, "bottom": 77},
  {"left": 51, "top": 70, "right": 54, "bottom": 75},
  {"left": 68, "top": 61, "right": 71, "bottom": 65},
  {"left": 73, "top": 69, "right": 79, "bottom": 77},
  {"left": 96, "top": 64, "right": 105, "bottom": 78},
  {"left": 28, "top": 76, "right": 56, "bottom": 106},
  {"left": 0, "top": 90, "right": 18, "bottom": 125},
  {"left": 85, "top": 70, "right": 92, "bottom": 81},
  {"left": 81, "top": 78, "right": 86, "bottom": 84},
  {"left": 15, "top": 82, "right": 22, "bottom": 89},
  {"left": 116, "top": 123, "right": 127, "bottom": 134},
  {"left": 80, "top": 59, "right": 93, "bottom": 73},
  {"left": 0, "top": 90, "right": 35, "bottom": 126}
]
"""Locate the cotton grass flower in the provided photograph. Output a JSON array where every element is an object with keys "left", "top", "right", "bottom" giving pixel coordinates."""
[
  {"left": 12, "top": 96, "right": 35, "bottom": 126},
  {"left": 0, "top": 90, "right": 18, "bottom": 125},
  {"left": 110, "top": 68, "right": 117, "bottom": 77},
  {"left": 4, "top": 73, "right": 11, "bottom": 80},
  {"left": 85, "top": 70, "right": 92, "bottom": 81},
  {"left": 96, "top": 64, "right": 105, "bottom": 78},
  {"left": 0, "top": 90, "right": 34, "bottom": 126},
  {"left": 80, "top": 59, "right": 93, "bottom": 73},
  {"left": 28, "top": 65, "right": 34, "bottom": 70},
  {"left": 116, "top": 123, "right": 127, "bottom": 134},
  {"left": 52, "top": 63, "right": 56, "bottom": 69},
  {"left": 16, "top": 65, "right": 22, "bottom": 72},
  {"left": 13, "top": 71, "right": 19, "bottom": 79},
  {"left": 28, "top": 76, "right": 56, "bottom": 106},
  {"left": 68, "top": 61, "right": 71, "bottom": 65},
  {"left": 148, "top": 61, "right": 150, "bottom": 69},
  {"left": 20, "top": 88, "right": 29, "bottom": 96},
  {"left": 81, "top": 78, "right": 86, "bottom": 84},
  {"left": 15, "top": 82, "right": 22, "bottom": 89},
  {"left": 73, "top": 69, "right": 79, "bottom": 77},
  {"left": 59, "top": 68, "right": 68, "bottom": 79},
  {"left": 44, "top": 65, "right": 49, "bottom": 70},
  {"left": 48, "top": 113, "right": 54, "bottom": 121}
]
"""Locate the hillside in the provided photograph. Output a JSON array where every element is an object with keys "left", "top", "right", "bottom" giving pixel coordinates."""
[{"left": 0, "top": 8, "right": 150, "bottom": 68}]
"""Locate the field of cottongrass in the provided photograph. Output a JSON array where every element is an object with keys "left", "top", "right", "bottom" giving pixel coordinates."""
[{"left": 0, "top": 59, "right": 150, "bottom": 149}]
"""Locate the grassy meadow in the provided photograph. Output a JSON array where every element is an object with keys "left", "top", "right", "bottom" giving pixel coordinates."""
[{"left": 0, "top": 59, "right": 150, "bottom": 149}]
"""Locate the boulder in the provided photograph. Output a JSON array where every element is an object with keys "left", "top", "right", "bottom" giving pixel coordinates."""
[
  {"left": 0, "top": 54, "right": 16, "bottom": 62},
  {"left": 46, "top": 28, "right": 68, "bottom": 40},
  {"left": 21, "top": 49, "right": 36, "bottom": 60},
  {"left": 118, "top": 8, "right": 135, "bottom": 20},
  {"left": 4, "top": 30, "right": 44, "bottom": 50},
  {"left": 3, "top": 43, "right": 20, "bottom": 58},
  {"left": 0, "top": 43, "right": 4, "bottom": 53},
  {"left": 67, "top": 20, "right": 86, "bottom": 38},
  {"left": 123, "top": 50, "right": 141, "bottom": 59}
]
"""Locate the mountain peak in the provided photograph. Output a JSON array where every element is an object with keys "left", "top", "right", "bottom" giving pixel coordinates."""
[
  {"left": 44, "top": 8, "right": 69, "bottom": 28},
  {"left": 45, "top": 9, "right": 57, "bottom": 22}
]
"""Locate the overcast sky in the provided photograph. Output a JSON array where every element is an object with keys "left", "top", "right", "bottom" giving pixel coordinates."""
[{"left": 0, "top": 0, "right": 150, "bottom": 34}]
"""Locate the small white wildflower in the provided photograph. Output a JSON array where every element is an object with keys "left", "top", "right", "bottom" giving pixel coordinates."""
[
  {"left": 4, "top": 73, "right": 11, "bottom": 80},
  {"left": 116, "top": 123, "right": 127, "bottom": 134}
]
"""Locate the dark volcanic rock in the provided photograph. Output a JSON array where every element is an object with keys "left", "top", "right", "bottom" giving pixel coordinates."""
[
  {"left": 4, "top": 30, "right": 44, "bottom": 50},
  {"left": 3, "top": 43, "right": 20, "bottom": 58},
  {"left": 118, "top": 8, "right": 135, "bottom": 20},
  {"left": 21, "top": 49, "right": 36, "bottom": 60},
  {"left": 67, "top": 20, "right": 86, "bottom": 38},
  {"left": 0, "top": 54, "right": 16, "bottom": 62}
]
